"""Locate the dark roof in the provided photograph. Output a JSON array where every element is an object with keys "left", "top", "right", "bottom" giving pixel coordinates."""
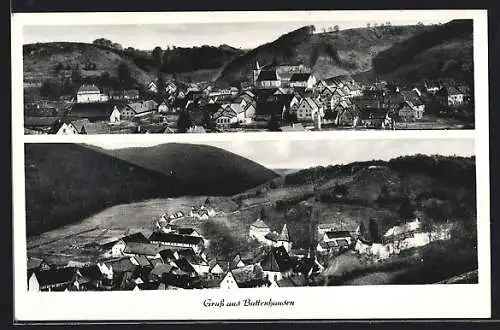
[
  {"left": 77, "top": 84, "right": 100, "bottom": 93},
  {"left": 78, "top": 265, "right": 103, "bottom": 280},
  {"left": 127, "top": 100, "right": 158, "bottom": 114},
  {"left": 440, "top": 85, "right": 464, "bottom": 96},
  {"left": 289, "top": 73, "right": 312, "bottom": 82},
  {"left": 177, "top": 228, "right": 196, "bottom": 235},
  {"left": 264, "top": 232, "right": 279, "bottom": 242},
  {"left": 34, "top": 267, "right": 77, "bottom": 287},
  {"left": 123, "top": 242, "right": 164, "bottom": 256},
  {"left": 400, "top": 90, "right": 424, "bottom": 106},
  {"left": 257, "top": 70, "right": 279, "bottom": 81},
  {"left": 174, "top": 258, "right": 197, "bottom": 274},
  {"left": 324, "top": 230, "right": 352, "bottom": 239},
  {"left": 149, "top": 232, "right": 204, "bottom": 246},
  {"left": 69, "top": 103, "right": 115, "bottom": 119},
  {"left": 105, "top": 257, "right": 138, "bottom": 273},
  {"left": 80, "top": 122, "right": 112, "bottom": 134},
  {"left": 230, "top": 265, "right": 269, "bottom": 288},
  {"left": 177, "top": 249, "right": 207, "bottom": 265},
  {"left": 133, "top": 255, "right": 152, "bottom": 267},
  {"left": 260, "top": 246, "right": 293, "bottom": 272},
  {"left": 122, "top": 232, "right": 150, "bottom": 244},
  {"left": 150, "top": 264, "right": 175, "bottom": 277}
]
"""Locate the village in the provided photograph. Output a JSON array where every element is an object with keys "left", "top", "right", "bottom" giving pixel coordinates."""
[
  {"left": 27, "top": 197, "right": 454, "bottom": 292},
  {"left": 24, "top": 61, "right": 474, "bottom": 134}
]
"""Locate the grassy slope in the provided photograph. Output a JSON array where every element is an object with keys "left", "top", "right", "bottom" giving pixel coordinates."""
[
  {"left": 25, "top": 143, "right": 277, "bottom": 237},
  {"left": 23, "top": 42, "right": 244, "bottom": 87},
  {"left": 369, "top": 19, "right": 473, "bottom": 83},
  {"left": 233, "top": 155, "right": 476, "bottom": 249},
  {"left": 24, "top": 143, "right": 174, "bottom": 236},
  {"left": 101, "top": 143, "right": 278, "bottom": 196},
  {"left": 216, "top": 24, "right": 430, "bottom": 87},
  {"left": 23, "top": 42, "right": 155, "bottom": 86}
]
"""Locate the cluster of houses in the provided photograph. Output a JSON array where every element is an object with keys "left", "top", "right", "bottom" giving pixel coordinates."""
[
  {"left": 24, "top": 60, "right": 472, "bottom": 134},
  {"left": 27, "top": 211, "right": 454, "bottom": 291}
]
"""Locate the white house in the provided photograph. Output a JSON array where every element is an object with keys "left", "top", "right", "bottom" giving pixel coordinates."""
[
  {"left": 158, "top": 101, "right": 169, "bottom": 113},
  {"left": 110, "top": 240, "right": 127, "bottom": 257},
  {"left": 109, "top": 106, "right": 121, "bottom": 123},
  {"left": 51, "top": 121, "right": 79, "bottom": 135},
  {"left": 249, "top": 218, "right": 271, "bottom": 241},
  {"left": 219, "top": 271, "right": 239, "bottom": 289},
  {"left": 28, "top": 273, "right": 40, "bottom": 292},
  {"left": 76, "top": 84, "right": 108, "bottom": 103},
  {"left": 147, "top": 81, "right": 158, "bottom": 93},
  {"left": 322, "top": 230, "right": 354, "bottom": 245},
  {"left": 296, "top": 97, "right": 323, "bottom": 122},
  {"left": 289, "top": 73, "right": 317, "bottom": 90},
  {"left": 275, "top": 224, "right": 292, "bottom": 253}
]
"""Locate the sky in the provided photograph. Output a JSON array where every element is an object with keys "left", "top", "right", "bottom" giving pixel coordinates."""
[
  {"left": 88, "top": 138, "right": 475, "bottom": 169},
  {"left": 23, "top": 19, "right": 443, "bottom": 50}
]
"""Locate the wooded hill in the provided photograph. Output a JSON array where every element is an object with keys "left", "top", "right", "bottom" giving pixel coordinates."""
[
  {"left": 25, "top": 143, "right": 277, "bottom": 236},
  {"left": 215, "top": 24, "right": 431, "bottom": 87}
]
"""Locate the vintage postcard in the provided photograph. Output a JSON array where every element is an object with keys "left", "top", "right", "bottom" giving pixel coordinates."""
[
  {"left": 12, "top": 9, "right": 490, "bottom": 322},
  {"left": 15, "top": 10, "right": 477, "bottom": 135}
]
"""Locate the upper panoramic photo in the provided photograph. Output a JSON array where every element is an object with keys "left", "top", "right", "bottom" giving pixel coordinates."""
[{"left": 22, "top": 15, "right": 474, "bottom": 134}]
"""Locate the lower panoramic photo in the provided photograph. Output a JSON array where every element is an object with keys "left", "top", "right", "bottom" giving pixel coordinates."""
[{"left": 24, "top": 138, "right": 477, "bottom": 291}]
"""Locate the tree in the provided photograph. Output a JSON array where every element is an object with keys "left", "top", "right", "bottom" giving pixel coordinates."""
[
  {"left": 71, "top": 69, "right": 82, "bottom": 84},
  {"left": 368, "top": 219, "right": 381, "bottom": 243},
  {"left": 176, "top": 110, "right": 192, "bottom": 133},
  {"left": 117, "top": 63, "right": 131, "bottom": 89},
  {"left": 366, "top": 23, "right": 371, "bottom": 28},
  {"left": 398, "top": 196, "right": 415, "bottom": 221},
  {"left": 53, "top": 62, "right": 63, "bottom": 75},
  {"left": 152, "top": 46, "right": 163, "bottom": 70},
  {"left": 334, "top": 25, "right": 340, "bottom": 32},
  {"left": 100, "top": 71, "right": 111, "bottom": 86},
  {"left": 202, "top": 111, "right": 216, "bottom": 131},
  {"left": 156, "top": 74, "right": 166, "bottom": 97},
  {"left": 259, "top": 207, "right": 266, "bottom": 220},
  {"left": 267, "top": 111, "right": 281, "bottom": 131},
  {"left": 39, "top": 80, "right": 61, "bottom": 99}
]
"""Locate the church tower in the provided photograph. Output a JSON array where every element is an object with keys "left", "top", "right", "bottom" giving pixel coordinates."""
[
  {"left": 276, "top": 224, "right": 292, "bottom": 252},
  {"left": 253, "top": 61, "right": 261, "bottom": 86}
]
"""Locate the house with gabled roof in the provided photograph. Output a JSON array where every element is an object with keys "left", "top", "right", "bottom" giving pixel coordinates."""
[
  {"left": 230, "top": 254, "right": 246, "bottom": 269},
  {"left": 436, "top": 85, "right": 465, "bottom": 107},
  {"left": 294, "top": 256, "right": 324, "bottom": 278},
  {"left": 219, "top": 264, "right": 269, "bottom": 289},
  {"left": 28, "top": 267, "right": 78, "bottom": 292},
  {"left": 260, "top": 246, "right": 295, "bottom": 283},
  {"left": 295, "top": 97, "right": 323, "bottom": 122},
  {"left": 122, "top": 242, "right": 164, "bottom": 259},
  {"left": 68, "top": 103, "right": 117, "bottom": 123},
  {"left": 397, "top": 101, "right": 423, "bottom": 121},
  {"left": 256, "top": 70, "right": 281, "bottom": 89},
  {"left": 48, "top": 119, "right": 79, "bottom": 135},
  {"left": 208, "top": 259, "right": 230, "bottom": 278},
  {"left": 289, "top": 73, "right": 317, "bottom": 90},
  {"left": 76, "top": 84, "right": 108, "bottom": 103},
  {"left": 249, "top": 218, "right": 271, "bottom": 241},
  {"left": 124, "top": 100, "right": 158, "bottom": 119},
  {"left": 149, "top": 232, "right": 205, "bottom": 253}
]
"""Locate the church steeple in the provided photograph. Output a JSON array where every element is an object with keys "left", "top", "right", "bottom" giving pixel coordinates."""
[{"left": 278, "top": 224, "right": 289, "bottom": 242}]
